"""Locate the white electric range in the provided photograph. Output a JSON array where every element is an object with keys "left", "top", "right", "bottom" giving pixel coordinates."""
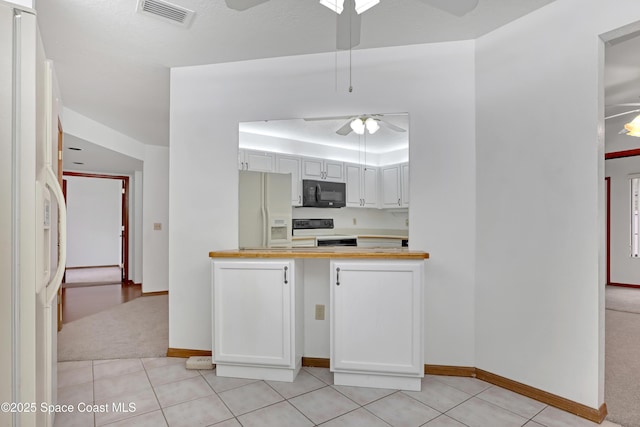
[{"left": 292, "top": 218, "right": 358, "bottom": 247}]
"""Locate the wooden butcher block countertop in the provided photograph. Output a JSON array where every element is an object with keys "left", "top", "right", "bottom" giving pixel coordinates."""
[{"left": 209, "top": 247, "right": 429, "bottom": 260}]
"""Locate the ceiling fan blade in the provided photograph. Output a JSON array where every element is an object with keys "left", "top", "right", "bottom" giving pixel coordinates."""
[
  {"left": 336, "top": 120, "right": 354, "bottom": 135},
  {"left": 416, "top": 0, "right": 479, "bottom": 16},
  {"left": 607, "top": 103, "right": 640, "bottom": 107},
  {"left": 378, "top": 119, "right": 406, "bottom": 133},
  {"left": 605, "top": 109, "right": 640, "bottom": 120},
  {"left": 336, "top": 0, "right": 361, "bottom": 49},
  {"left": 225, "top": 0, "right": 270, "bottom": 11}
]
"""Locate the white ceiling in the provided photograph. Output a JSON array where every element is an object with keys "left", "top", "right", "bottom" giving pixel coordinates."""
[{"left": 34, "top": 0, "right": 640, "bottom": 174}]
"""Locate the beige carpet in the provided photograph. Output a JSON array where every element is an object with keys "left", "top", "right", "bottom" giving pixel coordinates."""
[
  {"left": 64, "top": 266, "right": 122, "bottom": 286},
  {"left": 57, "top": 294, "right": 168, "bottom": 361},
  {"left": 605, "top": 286, "right": 640, "bottom": 427},
  {"left": 606, "top": 286, "right": 640, "bottom": 314}
]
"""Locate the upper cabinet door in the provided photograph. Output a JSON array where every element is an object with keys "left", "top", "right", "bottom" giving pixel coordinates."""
[
  {"left": 381, "top": 165, "right": 402, "bottom": 208},
  {"left": 345, "top": 164, "right": 363, "bottom": 207},
  {"left": 362, "top": 166, "right": 378, "bottom": 208},
  {"left": 302, "top": 158, "right": 344, "bottom": 182},
  {"left": 345, "top": 163, "right": 377, "bottom": 208},
  {"left": 276, "top": 154, "right": 302, "bottom": 207},
  {"left": 324, "top": 160, "right": 344, "bottom": 181},
  {"left": 302, "top": 158, "right": 323, "bottom": 180},
  {"left": 401, "top": 163, "right": 409, "bottom": 207},
  {"left": 240, "top": 150, "right": 276, "bottom": 172}
]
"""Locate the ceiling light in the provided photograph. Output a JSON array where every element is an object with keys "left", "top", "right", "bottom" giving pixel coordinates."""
[
  {"left": 354, "top": 0, "right": 379, "bottom": 14},
  {"left": 364, "top": 118, "right": 380, "bottom": 134},
  {"left": 320, "top": 0, "right": 344, "bottom": 14},
  {"left": 350, "top": 118, "right": 365, "bottom": 135},
  {"left": 625, "top": 114, "right": 640, "bottom": 137}
]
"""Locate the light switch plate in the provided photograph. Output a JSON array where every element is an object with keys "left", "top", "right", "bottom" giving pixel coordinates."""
[{"left": 315, "top": 304, "right": 325, "bottom": 320}]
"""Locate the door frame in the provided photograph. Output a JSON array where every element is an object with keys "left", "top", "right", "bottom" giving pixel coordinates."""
[
  {"left": 605, "top": 149, "right": 640, "bottom": 288},
  {"left": 62, "top": 171, "right": 131, "bottom": 284}
]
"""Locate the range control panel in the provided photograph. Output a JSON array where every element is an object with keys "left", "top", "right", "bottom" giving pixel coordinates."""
[{"left": 292, "top": 218, "right": 334, "bottom": 230}]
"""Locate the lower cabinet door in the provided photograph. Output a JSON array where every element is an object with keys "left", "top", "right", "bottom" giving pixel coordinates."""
[
  {"left": 213, "top": 260, "right": 293, "bottom": 367},
  {"left": 330, "top": 260, "right": 423, "bottom": 376}
]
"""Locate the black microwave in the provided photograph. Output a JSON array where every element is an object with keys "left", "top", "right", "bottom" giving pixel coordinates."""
[{"left": 302, "top": 179, "right": 346, "bottom": 208}]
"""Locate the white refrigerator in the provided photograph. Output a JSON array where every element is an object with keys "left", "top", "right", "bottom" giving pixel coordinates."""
[
  {"left": 239, "top": 171, "right": 292, "bottom": 248},
  {"left": 1, "top": 2, "right": 67, "bottom": 426}
]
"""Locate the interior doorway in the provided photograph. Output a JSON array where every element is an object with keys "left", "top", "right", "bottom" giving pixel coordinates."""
[{"left": 62, "top": 172, "right": 131, "bottom": 285}]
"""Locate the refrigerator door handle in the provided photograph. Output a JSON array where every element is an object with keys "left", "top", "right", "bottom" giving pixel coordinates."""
[{"left": 42, "top": 165, "right": 67, "bottom": 306}]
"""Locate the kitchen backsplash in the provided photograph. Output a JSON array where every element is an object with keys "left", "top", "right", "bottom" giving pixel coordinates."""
[{"left": 293, "top": 207, "right": 408, "bottom": 231}]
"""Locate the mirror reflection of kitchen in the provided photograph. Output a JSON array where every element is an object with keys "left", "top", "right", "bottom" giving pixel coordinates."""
[{"left": 238, "top": 113, "right": 409, "bottom": 249}]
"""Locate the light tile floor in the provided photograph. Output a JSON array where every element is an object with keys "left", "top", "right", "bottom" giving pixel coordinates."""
[{"left": 54, "top": 358, "right": 619, "bottom": 427}]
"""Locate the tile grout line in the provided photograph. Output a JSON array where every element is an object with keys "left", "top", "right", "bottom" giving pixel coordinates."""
[
  {"left": 261, "top": 379, "right": 317, "bottom": 425},
  {"left": 472, "top": 385, "right": 550, "bottom": 422},
  {"left": 140, "top": 357, "right": 171, "bottom": 427},
  {"left": 200, "top": 371, "right": 243, "bottom": 425}
]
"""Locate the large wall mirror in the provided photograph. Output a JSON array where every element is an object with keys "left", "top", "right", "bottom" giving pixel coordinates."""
[{"left": 238, "top": 113, "right": 410, "bottom": 249}]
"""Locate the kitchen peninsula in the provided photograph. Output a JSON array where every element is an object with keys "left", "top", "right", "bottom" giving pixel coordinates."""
[{"left": 209, "top": 247, "right": 429, "bottom": 391}]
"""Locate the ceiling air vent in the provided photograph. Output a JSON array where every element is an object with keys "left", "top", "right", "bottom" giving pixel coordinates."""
[{"left": 136, "top": 0, "right": 195, "bottom": 27}]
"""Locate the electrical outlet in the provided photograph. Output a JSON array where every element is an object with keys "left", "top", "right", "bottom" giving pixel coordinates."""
[
  {"left": 315, "top": 304, "right": 325, "bottom": 320},
  {"left": 405, "top": 218, "right": 409, "bottom": 227},
  {"left": 352, "top": 218, "right": 357, "bottom": 225},
  {"left": 153, "top": 222, "right": 162, "bottom": 231}
]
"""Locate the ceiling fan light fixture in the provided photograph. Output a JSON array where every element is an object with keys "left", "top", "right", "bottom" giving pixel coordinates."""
[
  {"left": 354, "top": 0, "right": 379, "bottom": 14},
  {"left": 624, "top": 114, "right": 640, "bottom": 137},
  {"left": 365, "top": 117, "right": 380, "bottom": 134},
  {"left": 350, "top": 118, "right": 365, "bottom": 135},
  {"left": 320, "top": 0, "right": 344, "bottom": 14}
]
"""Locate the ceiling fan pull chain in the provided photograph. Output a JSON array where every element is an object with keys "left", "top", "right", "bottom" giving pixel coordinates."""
[
  {"left": 349, "top": 0, "right": 353, "bottom": 93},
  {"left": 335, "top": 10, "right": 338, "bottom": 92}
]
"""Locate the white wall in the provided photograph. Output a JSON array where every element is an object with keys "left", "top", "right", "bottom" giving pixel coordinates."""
[
  {"left": 606, "top": 157, "right": 640, "bottom": 284},
  {"left": 475, "top": 0, "right": 640, "bottom": 409},
  {"left": 170, "top": 41, "right": 477, "bottom": 365},
  {"left": 133, "top": 170, "right": 143, "bottom": 284},
  {"left": 142, "top": 145, "right": 169, "bottom": 293},
  {"left": 65, "top": 175, "right": 122, "bottom": 267}
]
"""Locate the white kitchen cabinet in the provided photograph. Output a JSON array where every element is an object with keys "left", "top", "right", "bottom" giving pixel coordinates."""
[
  {"left": 381, "top": 165, "right": 402, "bottom": 208},
  {"left": 401, "top": 162, "right": 409, "bottom": 207},
  {"left": 381, "top": 163, "right": 409, "bottom": 208},
  {"left": 212, "top": 259, "right": 303, "bottom": 382},
  {"left": 330, "top": 260, "right": 424, "bottom": 390},
  {"left": 276, "top": 154, "right": 302, "bottom": 206},
  {"left": 345, "top": 163, "right": 378, "bottom": 208},
  {"left": 238, "top": 149, "right": 276, "bottom": 172},
  {"left": 302, "top": 157, "right": 344, "bottom": 182}
]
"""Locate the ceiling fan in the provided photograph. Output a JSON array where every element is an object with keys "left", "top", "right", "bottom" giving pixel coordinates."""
[
  {"left": 225, "top": 0, "right": 480, "bottom": 49},
  {"left": 605, "top": 103, "right": 640, "bottom": 136},
  {"left": 305, "top": 114, "right": 407, "bottom": 136}
]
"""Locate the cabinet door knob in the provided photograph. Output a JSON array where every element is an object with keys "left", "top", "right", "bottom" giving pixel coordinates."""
[
  {"left": 336, "top": 267, "right": 340, "bottom": 286},
  {"left": 284, "top": 266, "right": 288, "bottom": 284}
]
